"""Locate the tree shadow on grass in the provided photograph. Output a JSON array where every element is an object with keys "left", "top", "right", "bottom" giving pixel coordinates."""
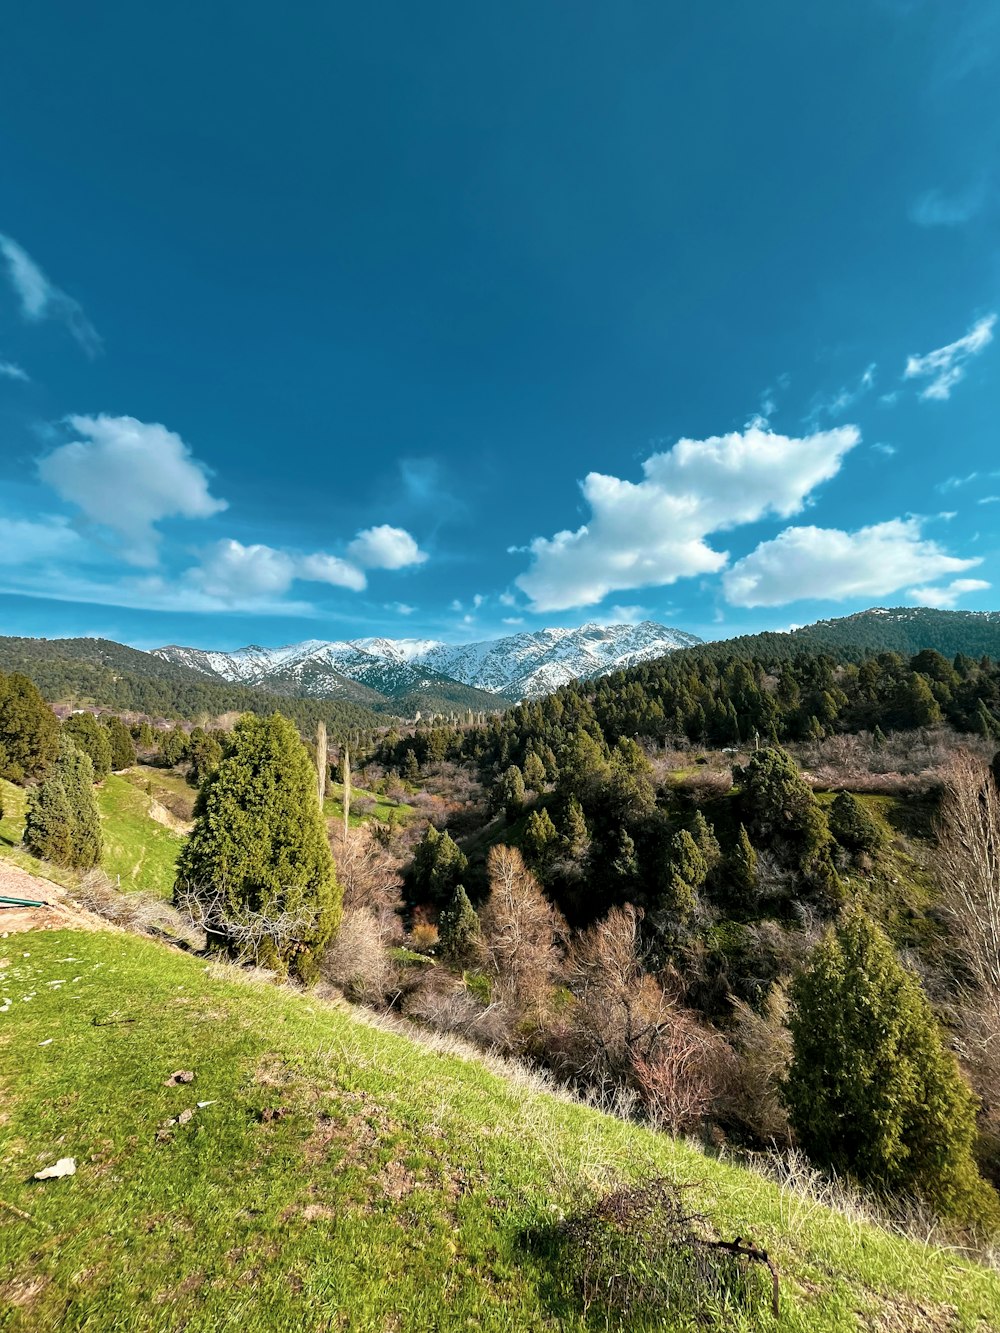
[{"left": 520, "top": 1177, "right": 778, "bottom": 1332}]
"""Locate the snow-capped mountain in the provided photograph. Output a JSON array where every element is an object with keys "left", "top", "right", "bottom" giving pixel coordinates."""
[{"left": 155, "top": 621, "right": 701, "bottom": 703}]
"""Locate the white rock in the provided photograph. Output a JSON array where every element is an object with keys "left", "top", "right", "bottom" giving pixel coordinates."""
[{"left": 34, "top": 1157, "right": 76, "bottom": 1180}]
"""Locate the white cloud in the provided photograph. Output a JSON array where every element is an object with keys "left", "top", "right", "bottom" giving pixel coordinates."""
[
  {"left": 979, "top": 495, "right": 1000, "bottom": 506},
  {"left": 0, "top": 514, "right": 84, "bottom": 564},
  {"left": 0, "top": 233, "right": 101, "bottom": 356},
  {"left": 190, "top": 539, "right": 366, "bottom": 603},
  {"left": 723, "top": 518, "right": 979, "bottom": 608},
  {"left": 37, "top": 414, "right": 228, "bottom": 566},
  {"left": 498, "top": 591, "right": 517, "bottom": 607},
  {"left": 515, "top": 423, "right": 860, "bottom": 612},
  {"left": 908, "top": 578, "right": 991, "bottom": 608},
  {"left": 347, "top": 523, "right": 427, "bottom": 570},
  {"left": 296, "top": 551, "right": 367, "bottom": 590},
  {"left": 904, "top": 314, "right": 996, "bottom": 400},
  {"left": 385, "top": 601, "right": 416, "bottom": 615},
  {"left": 872, "top": 442, "right": 896, "bottom": 457},
  {"left": 608, "top": 605, "right": 646, "bottom": 623},
  {"left": 809, "top": 364, "right": 877, "bottom": 421},
  {"left": 0, "top": 358, "right": 29, "bottom": 382},
  {"left": 502, "top": 616, "right": 525, "bottom": 625}
]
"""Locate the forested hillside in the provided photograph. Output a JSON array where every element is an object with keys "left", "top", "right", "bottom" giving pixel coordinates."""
[{"left": 0, "top": 636, "right": 383, "bottom": 735}]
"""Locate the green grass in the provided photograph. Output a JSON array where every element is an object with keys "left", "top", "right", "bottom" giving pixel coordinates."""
[
  {"left": 125, "top": 765, "right": 197, "bottom": 824},
  {"left": 96, "top": 775, "right": 185, "bottom": 898},
  {"left": 323, "top": 781, "right": 413, "bottom": 827},
  {"left": 1, "top": 929, "right": 998, "bottom": 1332}
]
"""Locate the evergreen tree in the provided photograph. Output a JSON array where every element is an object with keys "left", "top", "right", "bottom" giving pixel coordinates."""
[
  {"left": 664, "top": 828, "right": 706, "bottom": 918},
  {"left": 783, "top": 909, "right": 997, "bottom": 1225},
  {"left": 411, "top": 824, "right": 469, "bottom": 905},
  {"left": 63, "top": 713, "right": 113, "bottom": 782},
  {"left": 829, "top": 791, "right": 886, "bottom": 858},
  {"left": 103, "top": 714, "right": 137, "bottom": 770},
  {"left": 691, "top": 810, "right": 722, "bottom": 871},
  {"left": 523, "top": 807, "right": 559, "bottom": 864},
  {"left": 728, "top": 823, "right": 758, "bottom": 898},
  {"left": 871, "top": 724, "right": 887, "bottom": 750},
  {"left": 24, "top": 735, "right": 102, "bottom": 869},
  {"left": 158, "top": 726, "right": 189, "bottom": 768},
  {"left": 438, "top": 884, "right": 482, "bottom": 964},
  {"left": 522, "top": 749, "right": 547, "bottom": 793},
  {"left": 559, "top": 796, "right": 590, "bottom": 863},
  {"left": 0, "top": 671, "right": 59, "bottom": 783},
  {"left": 492, "top": 765, "right": 526, "bottom": 822},
  {"left": 402, "top": 748, "right": 420, "bottom": 782},
  {"left": 187, "top": 727, "right": 223, "bottom": 786},
  {"left": 135, "top": 720, "right": 156, "bottom": 750},
  {"left": 174, "top": 713, "right": 340, "bottom": 982}
]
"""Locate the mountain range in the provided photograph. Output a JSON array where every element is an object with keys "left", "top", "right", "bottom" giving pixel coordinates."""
[{"left": 154, "top": 621, "right": 703, "bottom": 705}]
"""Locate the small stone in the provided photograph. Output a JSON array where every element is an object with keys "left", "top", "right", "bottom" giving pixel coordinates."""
[
  {"left": 164, "top": 1070, "right": 195, "bottom": 1086},
  {"left": 34, "top": 1157, "right": 76, "bottom": 1180}
]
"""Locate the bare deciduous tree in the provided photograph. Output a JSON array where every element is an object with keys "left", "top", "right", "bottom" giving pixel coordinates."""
[
  {"left": 480, "top": 845, "right": 565, "bottom": 1012},
  {"left": 316, "top": 721, "right": 327, "bottom": 807},
  {"left": 174, "top": 879, "right": 322, "bottom": 968}
]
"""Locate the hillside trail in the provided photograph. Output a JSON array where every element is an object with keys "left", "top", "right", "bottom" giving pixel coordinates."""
[{"left": 0, "top": 862, "right": 104, "bottom": 936}]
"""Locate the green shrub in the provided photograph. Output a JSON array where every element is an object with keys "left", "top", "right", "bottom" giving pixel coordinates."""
[
  {"left": 24, "top": 735, "right": 103, "bottom": 869},
  {"left": 829, "top": 791, "right": 887, "bottom": 858},
  {"left": 0, "top": 671, "right": 59, "bottom": 783},
  {"left": 64, "top": 713, "right": 113, "bottom": 782}
]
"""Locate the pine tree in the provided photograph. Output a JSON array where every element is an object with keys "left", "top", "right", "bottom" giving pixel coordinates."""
[
  {"left": 24, "top": 735, "right": 102, "bottom": 869},
  {"left": 492, "top": 765, "right": 525, "bottom": 822},
  {"left": 523, "top": 807, "right": 559, "bottom": 864},
  {"left": 438, "top": 884, "right": 482, "bottom": 964},
  {"left": 174, "top": 713, "right": 340, "bottom": 982},
  {"left": 663, "top": 828, "right": 706, "bottom": 920},
  {"left": 103, "top": 715, "right": 137, "bottom": 771},
  {"left": 187, "top": 728, "right": 223, "bottom": 786},
  {"left": 402, "top": 748, "right": 420, "bottom": 782},
  {"left": 523, "top": 750, "right": 547, "bottom": 793},
  {"left": 690, "top": 811, "right": 722, "bottom": 871},
  {"left": 158, "top": 727, "right": 189, "bottom": 768},
  {"left": 63, "top": 713, "right": 113, "bottom": 782},
  {"left": 559, "top": 796, "right": 590, "bottom": 863},
  {"left": 135, "top": 721, "right": 156, "bottom": 750},
  {"left": 729, "top": 824, "right": 758, "bottom": 898},
  {"left": 0, "top": 671, "right": 59, "bottom": 784},
  {"left": 872, "top": 724, "right": 887, "bottom": 750},
  {"left": 411, "top": 824, "right": 469, "bottom": 906},
  {"left": 783, "top": 908, "right": 997, "bottom": 1225}
]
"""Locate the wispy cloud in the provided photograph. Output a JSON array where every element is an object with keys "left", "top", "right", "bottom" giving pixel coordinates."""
[
  {"left": 909, "top": 578, "right": 991, "bottom": 609},
  {"left": 910, "top": 182, "right": 988, "bottom": 228},
  {"left": 904, "top": 313, "right": 996, "bottom": 400},
  {"left": 0, "top": 233, "right": 102, "bottom": 356},
  {"left": 0, "top": 357, "right": 29, "bottom": 382},
  {"left": 807, "top": 364, "right": 877, "bottom": 422}
]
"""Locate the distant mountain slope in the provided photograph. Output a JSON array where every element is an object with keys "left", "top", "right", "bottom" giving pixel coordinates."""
[
  {"left": 156, "top": 621, "right": 702, "bottom": 703},
  {"left": 0, "top": 636, "right": 384, "bottom": 735},
  {"left": 694, "top": 607, "right": 1000, "bottom": 664}
]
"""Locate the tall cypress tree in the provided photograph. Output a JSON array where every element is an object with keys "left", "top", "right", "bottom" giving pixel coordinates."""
[
  {"left": 0, "top": 671, "right": 59, "bottom": 783},
  {"left": 64, "top": 713, "right": 113, "bottom": 782},
  {"left": 24, "top": 735, "right": 102, "bottom": 869},
  {"left": 174, "top": 713, "right": 341, "bottom": 982}
]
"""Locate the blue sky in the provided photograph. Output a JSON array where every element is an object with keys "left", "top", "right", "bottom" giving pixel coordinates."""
[{"left": 1, "top": 1, "right": 999, "bottom": 650}]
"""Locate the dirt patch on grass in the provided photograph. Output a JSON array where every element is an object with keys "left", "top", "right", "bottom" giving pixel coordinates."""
[
  {"left": 148, "top": 799, "right": 193, "bottom": 835},
  {"left": 376, "top": 1160, "right": 416, "bottom": 1200},
  {"left": 858, "top": 1293, "right": 961, "bottom": 1331},
  {"left": 0, "top": 1275, "right": 50, "bottom": 1309}
]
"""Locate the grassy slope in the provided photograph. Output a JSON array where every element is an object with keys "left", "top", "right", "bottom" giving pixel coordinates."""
[
  {"left": 96, "top": 776, "right": 185, "bottom": 898},
  {"left": 2, "top": 930, "right": 998, "bottom": 1332},
  {"left": 1, "top": 775, "right": 183, "bottom": 900}
]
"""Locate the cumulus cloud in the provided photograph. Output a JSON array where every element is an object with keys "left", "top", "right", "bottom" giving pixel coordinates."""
[
  {"left": 37, "top": 414, "right": 228, "bottom": 566},
  {"left": 0, "top": 233, "right": 102, "bottom": 356},
  {"left": 515, "top": 424, "right": 860, "bottom": 612},
  {"left": 190, "top": 539, "right": 366, "bottom": 603},
  {"left": 908, "top": 578, "right": 991, "bottom": 609},
  {"left": 904, "top": 314, "right": 996, "bottom": 400},
  {"left": 347, "top": 523, "right": 427, "bottom": 570},
  {"left": 0, "top": 358, "right": 29, "bottom": 382},
  {"left": 723, "top": 519, "right": 979, "bottom": 608}
]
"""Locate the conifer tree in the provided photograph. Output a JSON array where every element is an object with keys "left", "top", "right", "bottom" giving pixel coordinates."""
[
  {"left": 783, "top": 908, "right": 997, "bottom": 1225},
  {"left": 0, "top": 671, "right": 59, "bottom": 783},
  {"left": 438, "top": 884, "right": 482, "bottom": 964},
  {"left": 559, "top": 796, "right": 590, "bottom": 863},
  {"left": 691, "top": 811, "right": 722, "bottom": 871},
  {"left": 174, "top": 713, "right": 340, "bottom": 982},
  {"left": 523, "top": 807, "right": 559, "bottom": 864},
  {"left": 411, "top": 824, "right": 469, "bottom": 905},
  {"left": 523, "top": 749, "right": 547, "bottom": 793},
  {"left": 186, "top": 727, "right": 223, "bottom": 786},
  {"left": 492, "top": 765, "right": 526, "bottom": 822},
  {"left": 24, "top": 735, "right": 102, "bottom": 869},
  {"left": 402, "top": 748, "right": 420, "bottom": 782},
  {"left": 103, "top": 714, "right": 137, "bottom": 771},
  {"left": 829, "top": 791, "right": 886, "bottom": 858},
  {"left": 729, "top": 823, "right": 758, "bottom": 898},
  {"left": 63, "top": 713, "right": 113, "bottom": 782}
]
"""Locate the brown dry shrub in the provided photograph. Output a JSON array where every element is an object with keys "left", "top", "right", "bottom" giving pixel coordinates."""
[
  {"left": 69, "top": 869, "right": 205, "bottom": 949},
  {"left": 320, "top": 906, "right": 398, "bottom": 1005},
  {"left": 633, "top": 1015, "right": 734, "bottom": 1138},
  {"left": 409, "top": 920, "right": 440, "bottom": 953},
  {"left": 724, "top": 984, "right": 793, "bottom": 1146},
  {"left": 328, "top": 823, "right": 404, "bottom": 941}
]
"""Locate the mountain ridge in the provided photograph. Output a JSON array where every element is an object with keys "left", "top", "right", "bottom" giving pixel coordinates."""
[{"left": 154, "top": 620, "right": 703, "bottom": 703}]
